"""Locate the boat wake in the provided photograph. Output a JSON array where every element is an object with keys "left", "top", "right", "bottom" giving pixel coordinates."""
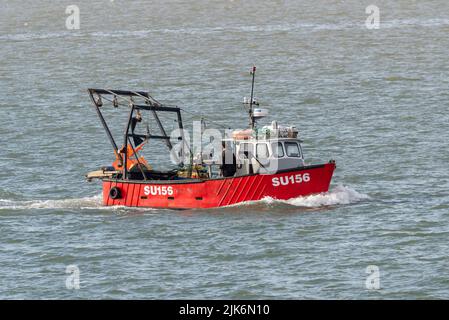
[
  {"left": 265, "top": 185, "right": 369, "bottom": 208},
  {"left": 0, "top": 194, "right": 108, "bottom": 211},
  {"left": 229, "top": 185, "right": 370, "bottom": 209},
  {"left": 0, "top": 185, "right": 368, "bottom": 211}
]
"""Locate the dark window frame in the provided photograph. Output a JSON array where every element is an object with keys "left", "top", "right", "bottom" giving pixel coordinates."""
[
  {"left": 256, "top": 143, "right": 270, "bottom": 159},
  {"left": 272, "top": 142, "right": 285, "bottom": 158},
  {"left": 285, "top": 142, "right": 301, "bottom": 158}
]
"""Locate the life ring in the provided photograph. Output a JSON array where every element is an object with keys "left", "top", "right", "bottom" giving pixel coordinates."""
[{"left": 109, "top": 187, "right": 122, "bottom": 199}]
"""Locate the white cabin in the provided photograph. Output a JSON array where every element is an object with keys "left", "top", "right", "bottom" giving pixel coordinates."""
[
  {"left": 233, "top": 137, "right": 305, "bottom": 176},
  {"left": 200, "top": 121, "right": 306, "bottom": 177}
]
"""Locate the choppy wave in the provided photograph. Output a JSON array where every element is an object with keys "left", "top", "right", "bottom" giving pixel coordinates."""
[
  {"left": 2, "top": 18, "right": 449, "bottom": 42},
  {"left": 260, "top": 185, "right": 370, "bottom": 208},
  {"left": 384, "top": 76, "right": 422, "bottom": 82}
]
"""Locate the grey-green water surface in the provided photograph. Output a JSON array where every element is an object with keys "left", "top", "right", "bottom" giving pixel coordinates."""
[{"left": 0, "top": 0, "right": 448, "bottom": 299}]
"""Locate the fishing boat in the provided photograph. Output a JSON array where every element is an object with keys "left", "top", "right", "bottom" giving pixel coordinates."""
[{"left": 86, "top": 67, "right": 336, "bottom": 209}]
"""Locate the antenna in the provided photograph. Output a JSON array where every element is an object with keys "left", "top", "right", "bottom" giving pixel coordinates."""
[{"left": 249, "top": 66, "right": 256, "bottom": 129}]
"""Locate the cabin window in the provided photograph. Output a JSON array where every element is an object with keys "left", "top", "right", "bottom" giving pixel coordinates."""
[
  {"left": 238, "top": 143, "right": 253, "bottom": 160},
  {"left": 285, "top": 142, "right": 301, "bottom": 157},
  {"left": 256, "top": 143, "right": 269, "bottom": 159},
  {"left": 272, "top": 142, "right": 285, "bottom": 158}
]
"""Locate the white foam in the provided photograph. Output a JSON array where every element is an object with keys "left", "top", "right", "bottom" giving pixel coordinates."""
[
  {"left": 0, "top": 194, "right": 111, "bottom": 210},
  {"left": 0, "top": 194, "right": 168, "bottom": 212},
  {"left": 262, "top": 185, "right": 370, "bottom": 208},
  {"left": 222, "top": 185, "right": 368, "bottom": 209}
]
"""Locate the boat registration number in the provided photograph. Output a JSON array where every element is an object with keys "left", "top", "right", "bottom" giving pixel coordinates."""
[
  {"left": 143, "top": 185, "right": 174, "bottom": 196},
  {"left": 272, "top": 173, "right": 310, "bottom": 187}
]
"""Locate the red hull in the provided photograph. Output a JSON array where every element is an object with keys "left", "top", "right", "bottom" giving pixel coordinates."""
[{"left": 102, "top": 162, "right": 335, "bottom": 209}]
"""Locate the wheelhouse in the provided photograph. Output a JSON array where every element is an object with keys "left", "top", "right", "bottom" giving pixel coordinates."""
[{"left": 231, "top": 138, "right": 305, "bottom": 176}]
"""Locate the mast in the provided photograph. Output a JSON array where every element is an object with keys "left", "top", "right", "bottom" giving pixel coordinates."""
[{"left": 249, "top": 66, "right": 256, "bottom": 129}]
